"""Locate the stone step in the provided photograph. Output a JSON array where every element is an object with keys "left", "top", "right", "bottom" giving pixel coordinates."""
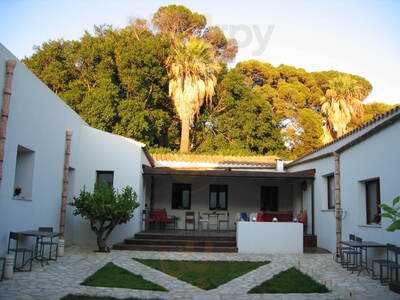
[
  {"left": 124, "top": 238, "right": 236, "bottom": 247},
  {"left": 134, "top": 233, "right": 236, "bottom": 242},
  {"left": 113, "top": 243, "right": 237, "bottom": 253},
  {"left": 304, "top": 235, "right": 317, "bottom": 248}
]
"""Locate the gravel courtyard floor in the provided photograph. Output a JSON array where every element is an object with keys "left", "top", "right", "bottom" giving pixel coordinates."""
[{"left": 1, "top": 246, "right": 399, "bottom": 300}]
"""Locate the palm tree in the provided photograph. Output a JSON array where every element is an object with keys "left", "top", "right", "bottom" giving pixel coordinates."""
[
  {"left": 166, "top": 38, "right": 221, "bottom": 152},
  {"left": 321, "top": 75, "right": 365, "bottom": 142}
]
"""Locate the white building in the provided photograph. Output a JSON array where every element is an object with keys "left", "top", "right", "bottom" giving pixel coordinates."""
[
  {"left": 0, "top": 44, "right": 151, "bottom": 255},
  {"left": 0, "top": 42, "right": 399, "bottom": 256},
  {"left": 287, "top": 106, "right": 400, "bottom": 253}
]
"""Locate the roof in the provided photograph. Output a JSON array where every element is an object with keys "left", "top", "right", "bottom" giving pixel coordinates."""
[
  {"left": 287, "top": 105, "right": 400, "bottom": 166},
  {"left": 151, "top": 153, "right": 278, "bottom": 168},
  {"left": 287, "top": 105, "right": 400, "bottom": 167},
  {"left": 142, "top": 165, "right": 315, "bottom": 179}
]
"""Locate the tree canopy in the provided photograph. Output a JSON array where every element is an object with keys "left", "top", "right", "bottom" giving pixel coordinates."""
[{"left": 23, "top": 5, "right": 395, "bottom": 159}]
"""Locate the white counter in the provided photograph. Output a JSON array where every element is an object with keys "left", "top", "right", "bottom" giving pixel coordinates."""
[{"left": 236, "top": 221, "right": 303, "bottom": 254}]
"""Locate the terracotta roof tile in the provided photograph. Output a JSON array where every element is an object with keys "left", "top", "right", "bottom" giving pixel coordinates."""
[{"left": 151, "top": 153, "right": 278, "bottom": 167}]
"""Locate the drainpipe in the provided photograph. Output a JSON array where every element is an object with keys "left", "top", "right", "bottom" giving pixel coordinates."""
[
  {"left": 58, "top": 129, "right": 72, "bottom": 256},
  {"left": 334, "top": 152, "right": 342, "bottom": 256},
  {"left": 0, "top": 60, "right": 16, "bottom": 187}
]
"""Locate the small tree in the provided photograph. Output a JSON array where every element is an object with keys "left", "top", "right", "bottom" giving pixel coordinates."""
[
  {"left": 72, "top": 181, "right": 139, "bottom": 252},
  {"left": 381, "top": 196, "right": 400, "bottom": 232}
]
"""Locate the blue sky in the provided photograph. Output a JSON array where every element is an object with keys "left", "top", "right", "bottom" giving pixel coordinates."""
[{"left": 1, "top": 0, "right": 399, "bottom": 104}]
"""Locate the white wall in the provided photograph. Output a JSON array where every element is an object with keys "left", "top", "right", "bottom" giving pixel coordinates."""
[
  {"left": 288, "top": 116, "right": 400, "bottom": 253},
  {"left": 0, "top": 44, "right": 84, "bottom": 256},
  {"left": 0, "top": 43, "right": 147, "bottom": 255},
  {"left": 288, "top": 157, "right": 337, "bottom": 252},
  {"left": 150, "top": 175, "right": 305, "bottom": 229},
  {"left": 237, "top": 221, "right": 303, "bottom": 254},
  {"left": 69, "top": 126, "right": 146, "bottom": 247},
  {"left": 340, "top": 120, "right": 400, "bottom": 248}
]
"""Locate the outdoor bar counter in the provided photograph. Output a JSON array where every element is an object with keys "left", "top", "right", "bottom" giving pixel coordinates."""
[{"left": 236, "top": 221, "right": 303, "bottom": 254}]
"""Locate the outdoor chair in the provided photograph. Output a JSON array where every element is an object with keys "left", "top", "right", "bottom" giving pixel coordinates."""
[
  {"left": 142, "top": 209, "right": 148, "bottom": 230},
  {"left": 149, "top": 209, "right": 175, "bottom": 230},
  {"left": 340, "top": 234, "right": 361, "bottom": 269},
  {"left": 345, "top": 236, "right": 363, "bottom": 272},
  {"left": 198, "top": 212, "right": 209, "bottom": 231},
  {"left": 7, "top": 232, "right": 33, "bottom": 272},
  {"left": 0, "top": 257, "right": 4, "bottom": 281},
  {"left": 389, "top": 245, "right": 400, "bottom": 286},
  {"left": 185, "top": 211, "right": 195, "bottom": 230},
  {"left": 38, "top": 227, "right": 58, "bottom": 264},
  {"left": 372, "top": 243, "right": 398, "bottom": 285},
  {"left": 218, "top": 212, "right": 229, "bottom": 231}
]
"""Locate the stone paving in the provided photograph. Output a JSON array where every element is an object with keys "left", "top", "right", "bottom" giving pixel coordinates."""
[{"left": 0, "top": 246, "right": 399, "bottom": 300}]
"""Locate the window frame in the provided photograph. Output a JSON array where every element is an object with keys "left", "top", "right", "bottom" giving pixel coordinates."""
[
  {"left": 209, "top": 184, "right": 228, "bottom": 210},
  {"left": 13, "top": 145, "right": 35, "bottom": 200},
  {"left": 327, "top": 174, "right": 335, "bottom": 209},
  {"left": 96, "top": 170, "right": 114, "bottom": 187},
  {"left": 365, "top": 178, "right": 381, "bottom": 225},
  {"left": 171, "top": 183, "right": 191, "bottom": 210}
]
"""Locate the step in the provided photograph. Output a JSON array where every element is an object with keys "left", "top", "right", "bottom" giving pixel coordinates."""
[
  {"left": 113, "top": 243, "right": 237, "bottom": 253},
  {"left": 134, "top": 233, "right": 236, "bottom": 242},
  {"left": 124, "top": 238, "right": 236, "bottom": 247},
  {"left": 304, "top": 235, "right": 317, "bottom": 248}
]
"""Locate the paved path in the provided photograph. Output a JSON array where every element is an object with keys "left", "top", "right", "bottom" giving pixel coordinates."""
[{"left": 0, "top": 246, "right": 399, "bottom": 300}]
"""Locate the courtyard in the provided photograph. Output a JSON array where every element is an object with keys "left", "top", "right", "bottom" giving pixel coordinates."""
[{"left": 1, "top": 246, "right": 399, "bottom": 300}]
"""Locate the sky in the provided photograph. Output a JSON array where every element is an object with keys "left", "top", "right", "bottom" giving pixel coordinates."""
[{"left": 1, "top": 0, "right": 399, "bottom": 104}]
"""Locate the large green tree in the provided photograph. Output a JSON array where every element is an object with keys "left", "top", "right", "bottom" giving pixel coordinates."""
[
  {"left": 193, "top": 69, "right": 285, "bottom": 155},
  {"left": 152, "top": 5, "right": 237, "bottom": 152},
  {"left": 24, "top": 4, "right": 388, "bottom": 158},
  {"left": 24, "top": 24, "right": 179, "bottom": 149}
]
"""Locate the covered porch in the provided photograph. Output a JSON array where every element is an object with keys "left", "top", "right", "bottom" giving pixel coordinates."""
[{"left": 140, "top": 166, "right": 317, "bottom": 251}]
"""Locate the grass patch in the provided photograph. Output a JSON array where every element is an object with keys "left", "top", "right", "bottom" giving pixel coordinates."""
[
  {"left": 81, "top": 262, "right": 167, "bottom": 291},
  {"left": 135, "top": 259, "right": 268, "bottom": 290},
  {"left": 61, "top": 295, "right": 160, "bottom": 300},
  {"left": 248, "top": 267, "right": 329, "bottom": 294}
]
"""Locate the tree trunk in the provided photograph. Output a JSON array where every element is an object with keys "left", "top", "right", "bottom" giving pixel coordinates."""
[
  {"left": 180, "top": 117, "right": 190, "bottom": 153},
  {"left": 96, "top": 232, "right": 110, "bottom": 252}
]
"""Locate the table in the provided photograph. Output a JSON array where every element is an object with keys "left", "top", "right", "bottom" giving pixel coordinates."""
[
  {"left": 18, "top": 230, "right": 59, "bottom": 264},
  {"left": 341, "top": 240, "right": 386, "bottom": 274}
]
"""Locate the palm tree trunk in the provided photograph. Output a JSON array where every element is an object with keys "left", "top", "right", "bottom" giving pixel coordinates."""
[{"left": 180, "top": 117, "right": 190, "bottom": 153}]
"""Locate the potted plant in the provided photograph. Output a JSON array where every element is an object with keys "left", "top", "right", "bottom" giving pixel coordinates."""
[{"left": 381, "top": 196, "right": 400, "bottom": 293}]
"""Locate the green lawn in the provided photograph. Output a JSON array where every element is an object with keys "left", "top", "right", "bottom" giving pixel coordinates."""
[
  {"left": 135, "top": 259, "right": 269, "bottom": 290},
  {"left": 61, "top": 295, "right": 160, "bottom": 300},
  {"left": 81, "top": 262, "right": 167, "bottom": 291},
  {"left": 248, "top": 267, "right": 329, "bottom": 294}
]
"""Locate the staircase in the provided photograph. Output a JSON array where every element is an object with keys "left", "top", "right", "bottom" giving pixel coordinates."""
[{"left": 113, "top": 230, "right": 237, "bottom": 253}]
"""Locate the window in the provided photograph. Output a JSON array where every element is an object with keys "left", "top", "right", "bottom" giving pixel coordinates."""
[
  {"left": 365, "top": 179, "right": 381, "bottom": 224},
  {"left": 172, "top": 183, "right": 191, "bottom": 209},
  {"left": 96, "top": 171, "right": 114, "bottom": 187},
  {"left": 209, "top": 185, "right": 228, "bottom": 210},
  {"left": 260, "top": 186, "right": 279, "bottom": 212},
  {"left": 327, "top": 175, "right": 335, "bottom": 209},
  {"left": 13, "top": 145, "right": 35, "bottom": 200}
]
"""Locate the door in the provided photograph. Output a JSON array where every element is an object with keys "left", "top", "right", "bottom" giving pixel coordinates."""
[{"left": 260, "top": 186, "right": 279, "bottom": 212}]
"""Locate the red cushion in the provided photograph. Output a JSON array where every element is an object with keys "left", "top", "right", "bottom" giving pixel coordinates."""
[{"left": 260, "top": 212, "right": 293, "bottom": 222}]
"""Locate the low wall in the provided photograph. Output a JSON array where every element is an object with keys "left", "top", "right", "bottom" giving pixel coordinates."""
[{"left": 236, "top": 221, "right": 303, "bottom": 254}]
